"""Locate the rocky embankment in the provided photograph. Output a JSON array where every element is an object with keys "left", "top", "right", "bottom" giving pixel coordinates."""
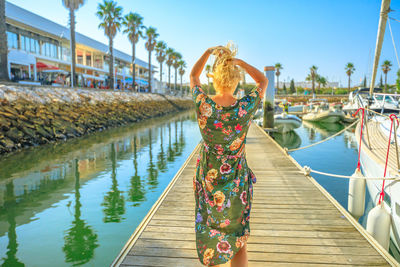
[{"left": 0, "top": 84, "right": 193, "bottom": 154}]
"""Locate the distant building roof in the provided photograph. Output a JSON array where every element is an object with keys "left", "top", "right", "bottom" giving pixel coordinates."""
[{"left": 5, "top": 1, "right": 155, "bottom": 70}]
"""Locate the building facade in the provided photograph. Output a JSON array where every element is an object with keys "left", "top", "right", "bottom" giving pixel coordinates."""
[{"left": 5, "top": 1, "right": 158, "bottom": 91}]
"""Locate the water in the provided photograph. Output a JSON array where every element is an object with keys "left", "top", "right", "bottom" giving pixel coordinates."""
[
  {"left": 0, "top": 110, "right": 202, "bottom": 266},
  {"left": 272, "top": 120, "right": 400, "bottom": 262}
]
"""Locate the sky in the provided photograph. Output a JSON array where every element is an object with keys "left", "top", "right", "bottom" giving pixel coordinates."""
[{"left": 7, "top": 0, "right": 400, "bottom": 87}]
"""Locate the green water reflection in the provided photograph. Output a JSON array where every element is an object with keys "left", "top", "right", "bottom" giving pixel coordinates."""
[{"left": 0, "top": 110, "right": 200, "bottom": 266}]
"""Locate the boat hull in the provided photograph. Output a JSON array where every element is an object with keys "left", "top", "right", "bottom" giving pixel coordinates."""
[
  {"left": 274, "top": 115, "right": 302, "bottom": 133},
  {"left": 303, "top": 111, "right": 344, "bottom": 123},
  {"left": 356, "top": 123, "right": 400, "bottom": 252}
]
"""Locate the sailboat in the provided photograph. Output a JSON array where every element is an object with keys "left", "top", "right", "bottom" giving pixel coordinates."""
[{"left": 355, "top": 0, "right": 400, "bottom": 252}]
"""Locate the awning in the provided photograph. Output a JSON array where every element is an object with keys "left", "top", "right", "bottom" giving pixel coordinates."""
[
  {"left": 82, "top": 73, "right": 105, "bottom": 81},
  {"left": 124, "top": 77, "right": 148, "bottom": 85},
  {"left": 8, "top": 50, "right": 36, "bottom": 66},
  {"left": 37, "top": 61, "right": 59, "bottom": 70}
]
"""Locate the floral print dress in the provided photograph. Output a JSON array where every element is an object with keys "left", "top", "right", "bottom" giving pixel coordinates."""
[{"left": 191, "top": 85, "right": 262, "bottom": 266}]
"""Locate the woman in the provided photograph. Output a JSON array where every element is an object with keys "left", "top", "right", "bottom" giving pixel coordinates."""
[{"left": 190, "top": 44, "right": 268, "bottom": 267}]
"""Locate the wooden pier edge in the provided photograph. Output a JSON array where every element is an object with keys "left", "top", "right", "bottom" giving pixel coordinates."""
[
  {"left": 255, "top": 123, "right": 400, "bottom": 267},
  {"left": 110, "top": 143, "right": 201, "bottom": 267}
]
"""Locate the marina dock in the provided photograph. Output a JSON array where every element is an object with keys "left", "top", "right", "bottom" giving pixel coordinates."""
[{"left": 111, "top": 123, "right": 399, "bottom": 266}]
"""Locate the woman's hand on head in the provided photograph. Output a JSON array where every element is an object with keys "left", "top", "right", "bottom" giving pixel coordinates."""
[
  {"left": 207, "top": 46, "right": 230, "bottom": 56},
  {"left": 227, "top": 58, "right": 244, "bottom": 67}
]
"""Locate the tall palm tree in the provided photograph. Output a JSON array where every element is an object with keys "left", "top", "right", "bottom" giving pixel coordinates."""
[
  {"left": 345, "top": 62, "right": 355, "bottom": 93},
  {"left": 309, "top": 65, "right": 318, "bottom": 96},
  {"left": 145, "top": 26, "right": 158, "bottom": 93},
  {"left": 62, "top": 0, "right": 85, "bottom": 87},
  {"left": 122, "top": 12, "right": 144, "bottom": 92},
  {"left": 155, "top": 41, "right": 167, "bottom": 89},
  {"left": 178, "top": 60, "right": 186, "bottom": 96},
  {"left": 274, "top": 63, "right": 282, "bottom": 92},
  {"left": 205, "top": 64, "right": 211, "bottom": 94},
  {"left": 165, "top": 48, "right": 174, "bottom": 91},
  {"left": 96, "top": 0, "right": 123, "bottom": 90},
  {"left": 0, "top": 0, "right": 9, "bottom": 81},
  {"left": 172, "top": 52, "right": 182, "bottom": 92},
  {"left": 381, "top": 60, "right": 392, "bottom": 93}
]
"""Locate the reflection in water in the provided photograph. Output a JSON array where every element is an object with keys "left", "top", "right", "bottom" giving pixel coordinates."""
[
  {"left": 101, "top": 144, "right": 126, "bottom": 223},
  {"left": 2, "top": 181, "right": 24, "bottom": 266},
  {"left": 302, "top": 120, "right": 344, "bottom": 139},
  {"left": 271, "top": 131, "right": 302, "bottom": 150},
  {"left": 157, "top": 129, "right": 167, "bottom": 173},
  {"left": 0, "top": 110, "right": 200, "bottom": 266},
  {"left": 147, "top": 129, "right": 159, "bottom": 189},
  {"left": 63, "top": 159, "right": 99, "bottom": 265},
  {"left": 129, "top": 136, "right": 145, "bottom": 206}
]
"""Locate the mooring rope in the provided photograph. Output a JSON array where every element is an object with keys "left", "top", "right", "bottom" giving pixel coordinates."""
[
  {"left": 286, "top": 119, "right": 359, "bottom": 152},
  {"left": 302, "top": 166, "right": 400, "bottom": 181}
]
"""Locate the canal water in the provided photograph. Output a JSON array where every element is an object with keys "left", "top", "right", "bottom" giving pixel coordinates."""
[
  {"left": 0, "top": 110, "right": 202, "bottom": 267},
  {"left": 0, "top": 110, "right": 399, "bottom": 265}
]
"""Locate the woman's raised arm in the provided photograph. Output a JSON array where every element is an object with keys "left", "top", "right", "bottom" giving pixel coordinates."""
[
  {"left": 190, "top": 46, "right": 228, "bottom": 88},
  {"left": 233, "top": 59, "right": 268, "bottom": 97}
]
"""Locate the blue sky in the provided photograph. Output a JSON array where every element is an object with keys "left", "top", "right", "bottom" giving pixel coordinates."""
[{"left": 8, "top": 0, "right": 400, "bottom": 86}]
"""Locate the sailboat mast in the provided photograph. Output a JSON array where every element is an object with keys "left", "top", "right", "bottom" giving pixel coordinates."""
[{"left": 369, "top": 0, "right": 391, "bottom": 96}]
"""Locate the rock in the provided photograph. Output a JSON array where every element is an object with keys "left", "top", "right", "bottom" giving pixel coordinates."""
[
  {"left": 0, "top": 136, "right": 15, "bottom": 149},
  {"left": 5, "top": 127, "right": 24, "bottom": 141}
]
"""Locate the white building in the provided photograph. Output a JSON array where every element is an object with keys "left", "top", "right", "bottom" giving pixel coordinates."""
[{"left": 5, "top": 1, "right": 160, "bottom": 91}]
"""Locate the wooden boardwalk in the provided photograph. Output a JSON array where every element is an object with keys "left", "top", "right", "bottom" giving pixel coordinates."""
[{"left": 112, "top": 123, "right": 399, "bottom": 266}]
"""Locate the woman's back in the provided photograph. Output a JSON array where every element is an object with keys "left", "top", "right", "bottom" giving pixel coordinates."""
[{"left": 189, "top": 45, "right": 267, "bottom": 266}]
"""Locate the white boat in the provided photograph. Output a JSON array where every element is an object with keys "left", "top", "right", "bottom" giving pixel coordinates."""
[
  {"left": 302, "top": 99, "right": 344, "bottom": 123},
  {"left": 354, "top": 0, "right": 400, "bottom": 253},
  {"left": 288, "top": 104, "right": 305, "bottom": 114},
  {"left": 356, "top": 116, "right": 400, "bottom": 251},
  {"left": 274, "top": 112, "right": 302, "bottom": 133},
  {"left": 343, "top": 88, "right": 400, "bottom": 114}
]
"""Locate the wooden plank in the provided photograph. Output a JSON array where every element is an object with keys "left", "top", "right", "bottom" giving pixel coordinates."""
[
  {"left": 128, "top": 246, "right": 388, "bottom": 265},
  {"left": 112, "top": 123, "right": 398, "bottom": 267}
]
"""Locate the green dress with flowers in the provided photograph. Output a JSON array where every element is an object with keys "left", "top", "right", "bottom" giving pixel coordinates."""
[{"left": 191, "top": 85, "right": 262, "bottom": 266}]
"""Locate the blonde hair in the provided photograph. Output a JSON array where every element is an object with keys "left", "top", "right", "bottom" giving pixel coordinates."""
[{"left": 209, "top": 42, "right": 241, "bottom": 94}]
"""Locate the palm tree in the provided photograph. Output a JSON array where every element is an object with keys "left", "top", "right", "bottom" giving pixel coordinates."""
[
  {"left": 178, "top": 60, "right": 186, "bottom": 96},
  {"left": 62, "top": 0, "right": 85, "bottom": 87},
  {"left": 309, "top": 65, "right": 318, "bottom": 96},
  {"left": 381, "top": 60, "right": 392, "bottom": 93},
  {"left": 172, "top": 52, "right": 182, "bottom": 92},
  {"left": 0, "top": 0, "right": 9, "bottom": 81},
  {"left": 155, "top": 41, "right": 166, "bottom": 89},
  {"left": 96, "top": 0, "right": 123, "bottom": 90},
  {"left": 205, "top": 64, "right": 211, "bottom": 94},
  {"left": 316, "top": 74, "right": 322, "bottom": 91},
  {"left": 145, "top": 27, "right": 159, "bottom": 93},
  {"left": 122, "top": 12, "right": 144, "bottom": 92},
  {"left": 345, "top": 62, "right": 355, "bottom": 93},
  {"left": 320, "top": 76, "right": 327, "bottom": 88},
  {"left": 274, "top": 63, "right": 282, "bottom": 92},
  {"left": 165, "top": 48, "right": 174, "bottom": 91},
  {"left": 315, "top": 74, "right": 327, "bottom": 92}
]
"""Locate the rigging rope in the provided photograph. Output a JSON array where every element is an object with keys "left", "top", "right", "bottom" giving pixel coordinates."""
[
  {"left": 302, "top": 166, "right": 400, "bottom": 181},
  {"left": 354, "top": 108, "right": 365, "bottom": 170},
  {"left": 388, "top": 19, "right": 400, "bottom": 68},
  {"left": 378, "top": 114, "right": 398, "bottom": 204},
  {"left": 286, "top": 119, "right": 359, "bottom": 152},
  {"left": 390, "top": 17, "right": 400, "bottom": 23}
]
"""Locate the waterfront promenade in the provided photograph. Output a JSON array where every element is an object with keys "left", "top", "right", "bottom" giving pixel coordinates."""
[{"left": 111, "top": 123, "right": 399, "bottom": 266}]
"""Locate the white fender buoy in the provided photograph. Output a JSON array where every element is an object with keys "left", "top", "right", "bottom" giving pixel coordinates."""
[
  {"left": 347, "top": 169, "right": 366, "bottom": 220},
  {"left": 366, "top": 203, "right": 391, "bottom": 250}
]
